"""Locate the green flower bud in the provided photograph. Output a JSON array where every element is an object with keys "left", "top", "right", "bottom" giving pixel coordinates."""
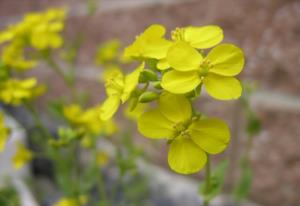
[
  {"left": 139, "top": 70, "right": 158, "bottom": 83},
  {"left": 138, "top": 91, "right": 159, "bottom": 103}
]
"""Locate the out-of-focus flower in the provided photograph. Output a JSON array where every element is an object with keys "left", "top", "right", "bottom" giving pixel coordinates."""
[
  {"left": 0, "top": 78, "right": 46, "bottom": 106},
  {"left": 0, "top": 112, "right": 10, "bottom": 152},
  {"left": 95, "top": 39, "right": 121, "bottom": 65},
  {"left": 99, "top": 64, "right": 122, "bottom": 83},
  {"left": 0, "top": 8, "right": 66, "bottom": 70},
  {"left": 53, "top": 195, "right": 88, "bottom": 206},
  {"left": 96, "top": 151, "right": 109, "bottom": 167},
  {"left": 63, "top": 104, "right": 118, "bottom": 137},
  {"left": 1, "top": 40, "right": 37, "bottom": 71},
  {"left": 100, "top": 62, "right": 144, "bottom": 120},
  {"left": 138, "top": 92, "right": 230, "bottom": 174},
  {"left": 13, "top": 142, "right": 33, "bottom": 170}
]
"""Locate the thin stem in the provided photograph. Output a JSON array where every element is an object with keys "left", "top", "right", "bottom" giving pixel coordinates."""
[
  {"left": 203, "top": 155, "right": 211, "bottom": 206},
  {"left": 24, "top": 102, "right": 52, "bottom": 139}
]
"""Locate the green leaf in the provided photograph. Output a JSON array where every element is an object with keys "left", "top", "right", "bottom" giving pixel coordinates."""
[
  {"left": 199, "top": 160, "right": 229, "bottom": 201},
  {"left": 234, "top": 163, "right": 252, "bottom": 201}
]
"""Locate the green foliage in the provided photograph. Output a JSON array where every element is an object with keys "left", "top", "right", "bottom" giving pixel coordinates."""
[
  {"left": 0, "top": 186, "right": 20, "bottom": 206},
  {"left": 234, "top": 161, "right": 252, "bottom": 201}
]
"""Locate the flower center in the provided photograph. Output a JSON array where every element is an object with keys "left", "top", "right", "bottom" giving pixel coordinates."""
[
  {"left": 173, "top": 121, "right": 190, "bottom": 139},
  {"left": 171, "top": 27, "right": 185, "bottom": 41},
  {"left": 106, "top": 77, "right": 124, "bottom": 93},
  {"left": 198, "top": 59, "right": 212, "bottom": 77}
]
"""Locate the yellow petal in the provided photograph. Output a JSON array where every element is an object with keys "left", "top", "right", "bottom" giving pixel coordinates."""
[
  {"left": 168, "top": 136, "right": 207, "bottom": 174},
  {"left": 184, "top": 25, "right": 223, "bottom": 49},
  {"left": 157, "top": 58, "right": 170, "bottom": 70},
  {"left": 158, "top": 92, "right": 191, "bottom": 123},
  {"left": 167, "top": 41, "right": 202, "bottom": 71},
  {"left": 203, "top": 74, "right": 242, "bottom": 100},
  {"left": 100, "top": 96, "right": 120, "bottom": 120},
  {"left": 121, "top": 62, "right": 144, "bottom": 102},
  {"left": 161, "top": 70, "right": 201, "bottom": 94},
  {"left": 124, "top": 24, "right": 172, "bottom": 59},
  {"left": 207, "top": 44, "right": 245, "bottom": 76},
  {"left": 189, "top": 118, "right": 230, "bottom": 154},
  {"left": 138, "top": 109, "right": 175, "bottom": 139}
]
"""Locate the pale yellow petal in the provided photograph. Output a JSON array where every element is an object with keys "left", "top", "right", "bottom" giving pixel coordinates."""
[
  {"left": 203, "top": 74, "right": 242, "bottom": 100},
  {"left": 138, "top": 109, "right": 175, "bottom": 139},
  {"left": 161, "top": 70, "right": 201, "bottom": 94},
  {"left": 167, "top": 41, "right": 202, "bottom": 71},
  {"left": 168, "top": 136, "right": 207, "bottom": 174},
  {"left": 189, "top": 118, "right": 230, "bottom": 154},
  {"left": 184, "top": 25, "right": 223, "bottom": 49},
  {"left": 158, "top": 92, "right": 191, "bottom": 123},
  {"left": 207, "top": 44, "right": 245, "bottom": 76}
]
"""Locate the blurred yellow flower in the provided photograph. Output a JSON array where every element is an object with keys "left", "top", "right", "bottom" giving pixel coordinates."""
[
  {"left": 13, "top": 142, "right": 33, "bottom": 170},
  {"left": 100, "top": 62, "right": 144, "bottom": 120},
  {"left": 138, "top": 93, "right": 230, "bottom": 174},
  {"left": 0, "top": 78, "right": 45, "bottom": 106},
  {"left": 0, "top": 8, "right": 66, "bottom": 70},
  {"left": 96, "top": 151, "right": 109, "bottom": 167},
  {"left": 95, "top": 39, "right": 121, "bottom": 65},
  {"left": 0, "top": 112, "right": 10, "bottom": 152},
  {"left": 63, "top": 104, "right": 118, "bottom": 137},
  {"left": 53, "top": 195, "right": 87, "bottom": 206}
]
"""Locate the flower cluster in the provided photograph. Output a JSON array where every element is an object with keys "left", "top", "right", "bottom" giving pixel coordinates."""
[
  {"left": 0, "top": 8, "right": 66, "bottom": 71},
  {"left": 99, "top": 24, "right": 245, "bottom": 174}
]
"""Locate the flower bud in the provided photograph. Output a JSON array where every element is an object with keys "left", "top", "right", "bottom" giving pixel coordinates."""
[{"left": 138, "top": 91, "right": 159, "bottom": 103}]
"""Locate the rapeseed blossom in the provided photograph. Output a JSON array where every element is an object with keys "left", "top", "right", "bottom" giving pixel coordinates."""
[
  {"left": 0, "top": 112, "right": 10, "bottom": 152},
  {"left": 100, "top": 62, "right": 144, "bottom": 120},
  {"left": 63, "top": 104, "right": 117, "bottom": 136},
  {"left": 0, "top": 8, "right": 66, "bottom": 70},
  {"left": 161, "top": 42, "right": 244, "bottom": 100},
  {"left": 138, "top": 93, "right": 230, "bottom": 174},
  {"left": 54, "top": 196, "right": 88, "bottom": 206},
  {"left": 13, "top": 142, "right": 33, "bottom": 170},
  {"left": 0, "top": 78, "right": 45, "bottom": 106}
]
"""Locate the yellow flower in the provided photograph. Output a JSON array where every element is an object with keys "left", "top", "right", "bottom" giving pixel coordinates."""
[
  {"left": 53, "top": 195, "right": 87, "bottom": 206},
  {"left": 63, "top": 104, "right": 118, "bottom": 136},
  {"left": 1, "top": 40, "right": 37, "bottom": 71},
  {"left": 0, "top": 78, "right": 45, "bottom": 105},
  {"left": 0, "top": 112, "right": 10, "bottom": 152},
  {"left": 100, "top": 62, "right": 144, "bottom": 120},
  {"left": 161, "top": 42, "right": 244, "bottom": 100},
  {"left": 124, "top": 24, "right": 172, "bottom": 59},
  {"left": 13, "top": 142, "right": 33, "bottom": 170},
  {"left": 157, "top": 25, "right": 224, "bottom": 70},
  {"left": 96, "top": 151, "right": 109, "bottom": 167},
  {"left": 0, "top": 8, "right": 66, "bottom": 70},
  {"left": 95, "top": 39, "right": 121, "bottom": 65},
  {"left": 99, "top": 64, "right": 122, "bottom": 83},
  {"left": 138, "top": 93, "right": 230, "bottom": 174}
]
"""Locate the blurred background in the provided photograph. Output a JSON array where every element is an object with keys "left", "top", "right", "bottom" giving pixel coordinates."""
[{"left": 0, "top": 0, "right": 300, "bottom": 206}]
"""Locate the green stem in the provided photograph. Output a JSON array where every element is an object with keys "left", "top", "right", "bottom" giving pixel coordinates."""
[
  {"left": 203, "top": 155, "right": 211, "bottom": 206},
  {"left": 24, "top": 102, "right": 52, "bottom": 139}
]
